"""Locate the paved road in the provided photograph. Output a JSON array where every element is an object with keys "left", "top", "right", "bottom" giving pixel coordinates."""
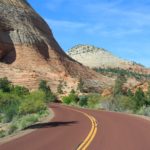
[{"left": 0, "top": 104, "right": 150, "bottom": 150}]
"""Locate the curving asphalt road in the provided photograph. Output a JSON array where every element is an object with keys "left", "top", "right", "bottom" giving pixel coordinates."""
[{"left": 0, "top": 103, "right": 150, "bottom": 150}]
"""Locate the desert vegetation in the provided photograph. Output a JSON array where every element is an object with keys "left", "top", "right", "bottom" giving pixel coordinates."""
[
  {"left": 94, "top": 67, "right": 150, "bottom": 80},
  {"left": 62, "top": 74, "right": 150, "bottom": 117},
  {"left": 0, "top": 78, "right": 55, "bottom": 138}
]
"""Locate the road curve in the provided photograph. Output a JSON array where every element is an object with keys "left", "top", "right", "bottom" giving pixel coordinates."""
[{"left": 1, "top": 104, "right": 150, "bottom": 150}]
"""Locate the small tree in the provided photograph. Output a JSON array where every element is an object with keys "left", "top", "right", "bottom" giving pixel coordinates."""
[
  {"left": 39, "top": 80, "right": 55, "bottom": 103},
  {"left": 39, "top": 80, "right": 49, "bottom": 92},
  {"left": 79, "top": 95, "right": 88, "bottom": 107},
  {"left": 0, "top": 77, "right": 11, "bottom": 92},
  {"left": 133, "top": 88, "right": 146, "bottom": 111},
  {"left": 113, "top": 73, "right": 126, "bottom": 97}
]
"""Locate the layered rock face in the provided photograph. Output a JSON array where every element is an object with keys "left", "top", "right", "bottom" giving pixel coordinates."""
[
  {"left": 0, "top": 0, "right": 112, "bottom": 91},
  {"left": 0, "top": 0, "right": 66, "bottom": 70},
  {"left": 68, "top": 45, "right": 150, "bottom": 74}
]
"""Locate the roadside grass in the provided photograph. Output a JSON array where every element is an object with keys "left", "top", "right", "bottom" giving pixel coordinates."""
[
  {"left": 62, "top": 87, "right": 150, "bottom": 118},
  {"left": 0, "top": 78, "right": 54, "bottom": 138}
]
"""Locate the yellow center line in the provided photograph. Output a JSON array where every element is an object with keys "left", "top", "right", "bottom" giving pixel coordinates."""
[
  {"left": 81, "top": 116, "right": 97, "bottom": 150},
  {"left": 61, "top": 105, "right": 98, "bottom": 150}
]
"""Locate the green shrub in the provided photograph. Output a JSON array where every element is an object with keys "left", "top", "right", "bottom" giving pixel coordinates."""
[
  {"left": 11, "top": 86, "right": 29, "bottom": 97},
  {"left": 94, "top": 68, "right": 150, "bottom": 80},
  {"left": 18, "top": 115, "right": 38, "bottom": 130},
  {"left": 19, "top": 91, "right": 46, "bottom": 115},
  {"left": 39, "top": 80, "right": 56, "bottom": 103},
  {"left": 0, "top": 77, "right": 11, "bottom": 92},
  {"left": 0, "top": 114, "right": 3, "bottom": 123},
  {"left": 0, "top": 130, "right": 6, "bottom": 138},
  {"left": 87, "top": 94, "right": 101, "bottom": 108},
  {"left": 62, "top": 96, "right": 72, "bottom": 104},
  {"left": 62, "top": 92, "right": 79, "bottom": 104},
  {"left": 0, "top": 91, "right": 20, "bottom": 122},
  {"left": 45, "top": 91, "right": 56, "bottom": 103},
  {"left": 78, "top": 95, "right": 88, "bottom": 107},
  {"left": 137, "top": 106, "right": 150, "bottom": 116},
  {"left": 8, "top": 124, "right": 18, "bottom": 135},
  {"left": 113, "top": 74, "right": 126, "bottom": 97},
  {"left": 132, "top": 88, "right": 147, "bottom": 111},
  {"left": 3, "top": 103, "right": 19, "bottom": 123},
  {"left": 109, "top": 95, "right": 136, "bottom": 112}
]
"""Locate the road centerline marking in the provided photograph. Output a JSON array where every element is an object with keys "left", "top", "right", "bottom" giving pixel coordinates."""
[{"left": 61, "top": 105, "right": 98, "bottom": 150}]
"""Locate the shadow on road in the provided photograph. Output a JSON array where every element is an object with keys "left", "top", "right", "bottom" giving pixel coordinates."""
[{"left": 25, "top": 121, "right": 78, "bottom": 129}]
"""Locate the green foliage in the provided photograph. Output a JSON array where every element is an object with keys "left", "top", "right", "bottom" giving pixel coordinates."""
[
  {"left": 0, "top": 78, "right": 52, "bottom": 137},
  {"left": 0, "top": 130, "right": 6, "bottom": 138},
  {"left": 133, "top": 88, "right": 147, "bottom": 111},
  {"left": 62, "top": 91, "right": 79, "bottom": 104},
  {"left": 113, "top": 74, "right": 126, "bottom": 97},
  {"left": 0, "top": 91, "right": 20, "bottom": 123},
  {"left": 145, "top": 82, "right": 150, "bottom": 106},
  {"left": 108, "top": 95, "right": 136, "bottom": 112},
  {"left": 17, "top": 114, "right": 39, "bottom": 130},
  {"left": 8, "top": 124, "right": 18, "bottom": 135},
  {"left": 39, "top": 80, "right": 49, "bottom": 92},
  {"left": 78, "top": 95, "right": 88, "bottom": 107},
  {"left": 94, "top": 67, "right": 150, "bottom": 80},
  {"left": 87, "top": 93, "right": 101, "bottom": 108},
  {"left": 11, "top": 85, "right": 29, "bottom": 97},
  {"left": 39, "top": 80, "right": 56, "bottom": 103},
  {"left": 137, "top": 106, "right": 150, "bottom": 116},
  {"left": 126, "top": 89, "right": 133, "bottom": 97},
  {"left": 19, "top": 91, "right": 46, "bottom": 115},
  {"left": 3, "top": 103, "right": 19, "bottom": 123},
  {"left": 0, "top": 77, "right": 11, "bottom": 92}
]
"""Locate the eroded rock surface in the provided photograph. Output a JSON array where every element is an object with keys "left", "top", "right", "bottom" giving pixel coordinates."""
[{"left": 0, "top": 0, "right": 112, "bottom": 91}]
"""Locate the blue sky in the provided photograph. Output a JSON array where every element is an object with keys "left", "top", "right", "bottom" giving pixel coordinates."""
[{"left": 28, "top": 0, "right": 150, "bottom": 67}]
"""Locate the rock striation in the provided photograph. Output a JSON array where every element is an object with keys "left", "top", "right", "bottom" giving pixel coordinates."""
[{"left": 0, "top": 0, "right": 113, "bottom": 91}]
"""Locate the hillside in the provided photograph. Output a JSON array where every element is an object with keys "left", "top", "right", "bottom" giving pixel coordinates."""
[
  {"left": 68, "top": 45, "right": 150, "bottom": 74},
  {"left": 0, "top": 0, "right": 114, "bottom": 92}
]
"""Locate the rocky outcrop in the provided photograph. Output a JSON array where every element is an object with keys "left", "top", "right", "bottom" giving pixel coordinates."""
[
  {"left": 0, "top": 0, "right": 113, "bottom": 91},
  {"left": 68, "top": 45, "right": 150, "bottom": 74}
]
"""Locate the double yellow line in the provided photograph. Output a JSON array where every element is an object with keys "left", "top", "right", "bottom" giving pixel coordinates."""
[
  {"left": 77, "top": 112, "right": 97, "bottom": 150},
  {"left": 62, "top": 105, "right": 98, "bottom": 150}
]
